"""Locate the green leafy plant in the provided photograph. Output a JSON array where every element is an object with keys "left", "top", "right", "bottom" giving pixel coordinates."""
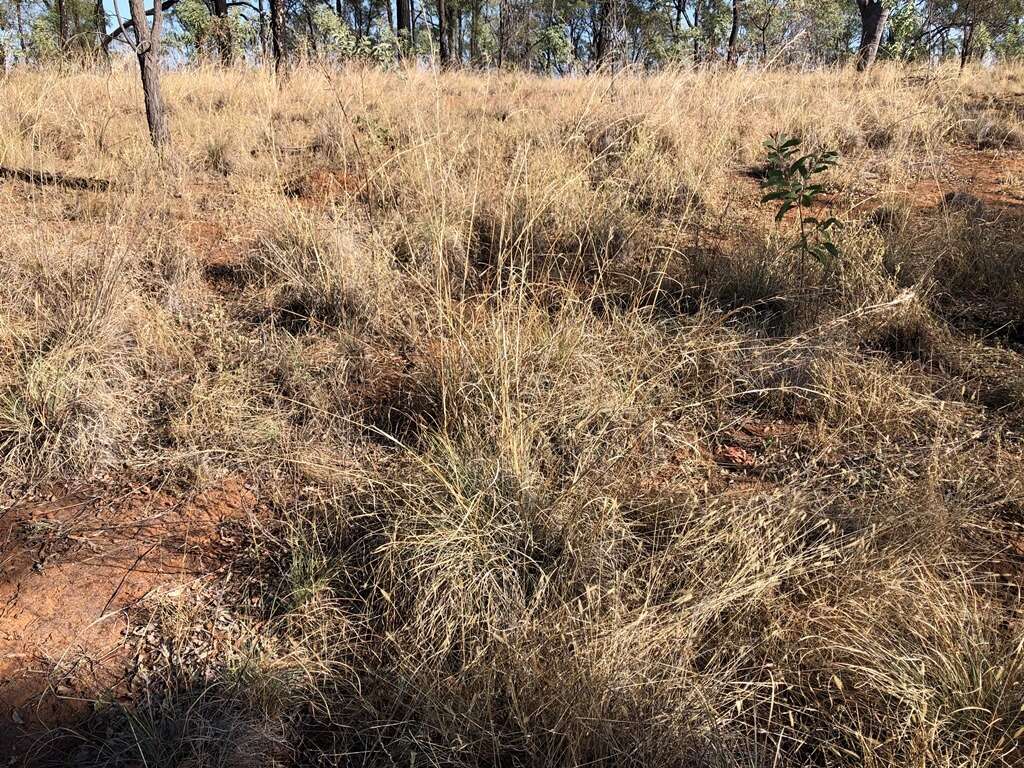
[
  {"left": 760, "top": 134, "right": 842, "bottom": 271},
  {"left": 310, "top": 7, "right": 398, "bottom": 67},
  {"left": 171, "top": 0, "right": 254, "bottom": 60},
  {"left": 535, "top": 23, "right": 574, "bottom": 72}
]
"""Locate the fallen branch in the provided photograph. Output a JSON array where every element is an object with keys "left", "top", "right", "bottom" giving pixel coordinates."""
[{"left": 0, "top": 166, "right": 112, "bottom": 191}]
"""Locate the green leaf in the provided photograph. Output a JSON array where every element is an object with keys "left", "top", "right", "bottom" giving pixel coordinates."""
[{"left": 776, "top": 200, "right": 796, "bottom": 222}]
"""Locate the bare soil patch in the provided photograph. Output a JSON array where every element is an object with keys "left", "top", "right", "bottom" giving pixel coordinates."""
[{"left": 0, "top": 478, "right": 257, "bottom": 761}]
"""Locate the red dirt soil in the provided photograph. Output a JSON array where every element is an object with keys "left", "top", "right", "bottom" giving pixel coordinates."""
[
  {"left": 0, "top": 478, "right": 256, "bottom": 761},
  {"left": 912, "top": 148, "right": 1024, "bottom": 209}
]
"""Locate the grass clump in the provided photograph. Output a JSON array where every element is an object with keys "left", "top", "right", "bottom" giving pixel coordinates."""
[
  {"left": 0, "top": 63, "right": 1022, "bottom": 768},
  {"left": 0, "top": 247, "right": 146, "bottom": 482}
]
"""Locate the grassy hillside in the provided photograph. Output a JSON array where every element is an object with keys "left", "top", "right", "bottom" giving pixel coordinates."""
[{"left": 1, "top": 62, "right": 1024, "bottom": 766}]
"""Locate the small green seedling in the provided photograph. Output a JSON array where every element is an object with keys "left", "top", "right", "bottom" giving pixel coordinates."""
[{"left": 760, "top": 135, "right": 842, "bottom": 271}]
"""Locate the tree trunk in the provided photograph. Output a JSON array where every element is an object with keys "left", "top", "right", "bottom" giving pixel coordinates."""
[
  {"left": 397, "top": 0, "right": 411, "bottom": 57},
  {"left": 442, "top": 1, "right": 454, "bottom": 64},
  {"left": 693, "top": 0, "right": 700, "bottom": 63},
  {"left": 257, "top": 0, "right": 268, "bottom": 63},
  {"left": 437, "top": 0, "right": 449, "bottom": 65},
  {"left": 73, "top": 3, "right": 87, "bottom": 54},
  {"left": 595, "top": 0, "right": 613, "bottom": 65},
  {"left": 94, "top": 0, "right": 110, "bottom": 58},
  {"left": 396, "top": 0, "right": 409, "bottom": 37},
  {"left": 15, "top": 0, "right": 27, "bottom": 54},
  {"left": 56, "top": 0, "right": 70, "bottom": 54},
  {"left": 212, "top": 0, "right": 232, "bottom": 63},
  {"left": 856, "top": 0, "right": 889, "bottom": 72},
  {"left": 469, "top": 0, "right": 479, "bottom": 63},
  {"left": 571, "top": 21, "right": 583, "bottom": 64},
  {"left": 127, "top": 0, "right": 170, "bottom": 148},
  {"left": 306, "top": 6, "right": 318, "bottom": 53},
  {"left": 457, "top": 8, "right": 463, "bottom": 62},
  {"left": 496, "top": 0, "right": 504, "bottom": 68},
  {"left": 348, "top": 0, "right": 358, "bottom": 37},
  {"left": 270, "top": 0, "right": 284, "bottom": 75},
  {"left": 960, "top": 22, "right": 974, "bottom": 70},
  {"left": 726, "top": 0, "right": 741, "bottom": 67}
]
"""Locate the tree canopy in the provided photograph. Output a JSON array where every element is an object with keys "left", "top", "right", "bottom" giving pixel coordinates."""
[{"left": 2, "top": 0, "right": 1023, "bottom": 70}]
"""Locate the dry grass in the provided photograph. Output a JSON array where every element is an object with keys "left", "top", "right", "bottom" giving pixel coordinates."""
[{"left": 2, "top": 60, "right": 1024, "bottom": 767}]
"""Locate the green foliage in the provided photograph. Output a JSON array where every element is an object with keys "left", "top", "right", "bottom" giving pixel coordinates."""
[
  {"left": 372, "top": 22, "right": 401, "bottom": 65},
  {"left": 173, "top": 0, "right": 214, "bottom": 49},
  {"left": 311, "top": 5, "right": 358, "bottom": 55},
  {"left": 470, "top": 17, "right": 498, "bottom": 63},
  {"left": 886, "top": 1, "right": 927, "bottom": 60},
  {"left": 729, "top": 0, "right": 857, "bottom": 64},
  {"left": 972, "top": 21, "right": 995, "bottom": 56},
  {"left": 534, "top": 23, "right": 573, "bottom": 71},
  {"left": 0, "top": 1, "right": 12, "bottom": 58},
  {"left": 23, "top": 0, "right": 102, "bottom": 60},
  {"left": 171, "top": 0, "right": 255, "bottom": 59},
  {"left": 27, "top": 10, "right": 60, "bottom": 60},
  {"left": 8, "top": 0, "right": 1024, "bottom": 70},
  {"left": 993, "top": 14, "right": 1024, "bottom": 57},
  {"left": 760, "top": 134, "right": 842, "bottom": 269},
  {"left": 310, "top": 5, "right": 397, "bottom": 66}
]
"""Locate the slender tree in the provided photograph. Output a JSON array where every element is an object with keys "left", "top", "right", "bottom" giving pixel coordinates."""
[
  {"left": 397, "top": 0, "right": 412, "bottom": 52},
  {"left": 594, "top": 0, "right": 620, "bottom": 66},
  {"left": 55, "top": 0, "right": 70, "bottom": 53},
  {"left": 14, "top": 0, "right": 27, "bottom": 55},
  {"left": 452, "top": 2, "right": 460, "bottom": 61},
  {"left": 438, "top": 0, "right": 450, "bottom": 63},
  {"left": 270, "top": 0, "right": 285, "bottom": 75},
  {"left": 727, "top": 0, "right": 742, "bottom": 66},
  {"left": 468, "top": 0, "right": 480, "bottom": 62},
  {"left": 212, "top": 0, "right": 233, "bottom": 63},
  {"left": 256, "top": 0, "right": 268, "bottom": 61},
  {"left": 949, "top": 0, "right": 1024, "bottom": 69},
  {"left": 856, "top": 0, "right": 890, "bottom": 71},
  {"left": 748, "top": 0, "right": 780, "bottom": 62},
  {"left": 693, "top": 0, "right": 701, "bottom": 62},
  {"left": 961, "top": 17, "right": 975, "bottom": 66},
  {"left": 125, "top": 0, "right": 170, "bottom": 148},
  {"left": 95, "top": 0, "right": 109, "bottom": 57}
]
